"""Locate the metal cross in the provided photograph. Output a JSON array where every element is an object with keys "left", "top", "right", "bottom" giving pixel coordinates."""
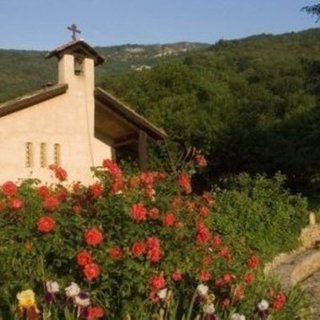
[{"left": 67, "top": 24, "right": 81, "bottom": 41}]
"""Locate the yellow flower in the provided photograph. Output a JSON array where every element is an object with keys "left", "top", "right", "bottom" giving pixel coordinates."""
[{"left": 16, "top": 289, "right": 36, "bottom": 308}]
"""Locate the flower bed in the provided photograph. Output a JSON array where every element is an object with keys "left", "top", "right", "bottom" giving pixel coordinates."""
[{"left": 0, "top": 160, "right": 311, "bottom": 319}]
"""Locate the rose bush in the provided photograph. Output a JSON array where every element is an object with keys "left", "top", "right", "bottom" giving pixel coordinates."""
[{"left": 0, "top": 159, "right": 311, "bottom": 319}]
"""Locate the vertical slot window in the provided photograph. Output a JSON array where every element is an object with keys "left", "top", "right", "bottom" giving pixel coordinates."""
[
  {"left": 25, "top": 142, "right": 33, "bottom": 168},
  {"left": 40, "top": 142, "right": 47, "bottom": 168},
  {"left": 54, "top": 143, "right": 61, "bottom": 166},
  {"left": 74, "top": 57, "right": 84, "bottom": 75}
]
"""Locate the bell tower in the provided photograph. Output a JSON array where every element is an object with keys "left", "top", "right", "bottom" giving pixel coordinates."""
[
  {"left": 46, "top": 27, "right": 104, "bottom": 89},
  {"left": 45, "top": 27, "right": 105, "bottom": 170}
]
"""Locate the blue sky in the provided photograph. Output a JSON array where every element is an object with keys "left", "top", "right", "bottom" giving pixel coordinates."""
[{"left": 0, "top": 0, "right": 318, "bottom": 50}]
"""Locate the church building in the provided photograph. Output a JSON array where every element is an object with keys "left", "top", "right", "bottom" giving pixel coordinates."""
[{"left": 0, "top": 32, "right": 167, "bottom": 184}]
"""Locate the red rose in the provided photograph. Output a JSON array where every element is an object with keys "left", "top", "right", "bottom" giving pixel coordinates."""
[
  {"left": 148, "top": 247, "right": 161, "bottom": 263},
  {"left": 162, "top": 212, "right": 176, "bottom": 227},
  {"left": 199, "top": 207, "right": 209, "bottom": 217},
  {"left": 149, "top": 291, "right": 159, "bottom": 303},
  {"left": 148, "top": 207, "right": 159, "bottom": 219},
  {"left": 212, "top": 235, "right": 222, "bottom": 248},
  {"left": 140, "top": 172, "right": 155, "bottom": 185},
  {"left": 218, "top": 246, "right": 232, "bottom": 262},
  {"left": 196, "top": 221, "right": 205, "bottom": 229},
  {"left": 131, "top": 203, "right": 147, "bottom": 222},
  {"left": 83, "top": 262, "right": 100, "bottom": 280},
  {"left": 272, "top": 292, "right": 286, "bottom": 311},
  {"left": 37, "top": 186, "right": 50, "bottom": 198},
  {"left": 103, "top": 159, "right": 123, "bottom": 194},
  {"left": 76, "top": 251, "right": 92, "bottom": 266},
  {"left": 196, "top": 154, "right": 207, "bottom": 168},
  {"left": 178, "top": 173, "right": 192, "bottom": 194},
  {"left": 196, "top": 226, "right": 211, "bottom": 245},
  {"left": 56, "top": 188, "right": 68, "bottom": 202},
  {"left": 87, "top": 306, "right": 105, "bottom": 319},
  {"left": 146, "top": 236, "right": 160, "bottom": 249},
  {"left": 43, "top": 196, "right": 59, "bottom": 212},
  {"left": 244, "top": 272, "right": 255, "bottom": 284},
  {"left": 1, "top": 181, "right": 17, "bottom": 197},
  {"left": 109, "top": 246, "right": 123, "bottom": 260},
  {"left": 84, "top": 228, "right": 103, "bottom": 246},
  {"left": 223, "top": 273, "right": 235, "bottom": 284},
  {"left": 247, "top": 256, "right": 260, "bottom": 269},
  {"left": 102, "top": 159, "right": 122, "bottom": 176},
  {"left": 172, "top": 270, "right": 182, "bottom": 282},
  {"left": 131, "top": 241, "right": 146, "bottom": 257},
  {"left": 199, "top": 271, "right": 211, "bottom": 282},
  {"left": 233, "top": 285, "right": 244, "bottom": 301},
  {"left": 111, "top": 176, "right": 123, "bottom": 194},
  {"left": 55, "top": 166, "right": 68, "bottom": 181},
  {"left": 149, "top": 274, "right": 166, "bottom": 290},
  {"left": 8, "top": 197, "right": 23, "bottom": 210},
  {"left": 37, "top": 216, "right": 55, "bottom": 233},
  {"left": 89, "top": 183, "right": 104, "bottom": 198}
]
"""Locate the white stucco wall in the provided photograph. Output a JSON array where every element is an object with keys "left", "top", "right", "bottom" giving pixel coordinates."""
[
  {"left": 0, "top": 54, "right": 112, "bottom": 185},
  {"left": 93, "top": 136, "right": 112, "bottom": 168}
]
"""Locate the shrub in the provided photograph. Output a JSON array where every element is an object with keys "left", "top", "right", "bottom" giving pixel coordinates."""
[
  {"left": 0, "top": 163, "right": 311, "bottom": 319},
  {"left": 214, "top": 173, "right": 309, "bottom": 259}
]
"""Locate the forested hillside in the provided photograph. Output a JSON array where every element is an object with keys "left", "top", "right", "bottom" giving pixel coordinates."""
[
  {"left": 1, "top": 28, "right": 320, "bottom": 189},
  {"left": 102, "top": 28, "right": 320, "bottom": 188}
]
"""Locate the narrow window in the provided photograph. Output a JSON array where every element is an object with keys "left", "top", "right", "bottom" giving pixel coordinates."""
[
  {"left": 25, "top": 142, "right": 33, "bottom": 168},
  {"left": 54, "top": 143, "right": 61, "bottom": 166},
  {"left": 40, "top": 142, "right": 47, "bottom": 168}
]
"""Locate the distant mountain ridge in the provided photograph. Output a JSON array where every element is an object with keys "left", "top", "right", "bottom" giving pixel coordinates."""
[
  {"left": 97, "top": 41, "right": 209, "bottom": 59},
  {"left": 0, "top": 41, "right": 209, "bottom": 102}
]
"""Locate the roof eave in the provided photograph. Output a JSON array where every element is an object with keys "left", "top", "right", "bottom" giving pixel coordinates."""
[
  {"left": 95, "top": 87, "right": 168, "bottom": 141},
  {"left": 46, "top": 40, "right": 105, "bottom": 66},
  {"left": 0, "top": 84, "right": 68, "bottom": 118}
]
